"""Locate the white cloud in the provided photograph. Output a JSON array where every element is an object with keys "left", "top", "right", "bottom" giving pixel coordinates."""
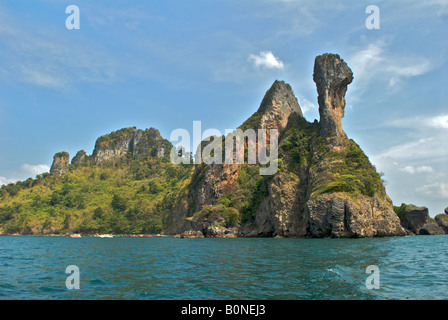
[
  {"left": 400, "top": 166, "right": 416, "bottom": 174},
  {"left": 0, "top": 164, "right": 50, "bottom": 186},
  {"left": 384, "top": 114, "right": 448, "bottom": 131},
  {"left": 0, "top": 176, "right": 16, "bottom": 186},
  {"left": 375, "top": 137, "right": 437, "bottom": 160},
  {"left": 348, "top": 39, "right": 434, "bottom": 96},
  {"left": 21, "top": 164, "right": 50, "bottom": 177},
  {"left": 386, "top": 59, "right": 432, "bottom": 89},
  {"left": 20, "top": 66, "right": 67, "bottom": 90},
  {"left": 417, "top": 166, "right": 436, "bottom": 173},
  {"left": 416, "top": 182, "right": 448, "bottom": 199},
  {"left": 429, "top": 114, "right": 448, "bottom": 129},
  {"left": 350, "top": 41, "right": 385, "bottom": 80},
  {"left": 249, "top": 51, "right": 284, "bottom": 70},
  {"left": 386, "top": 60, "right": 432, "bottom": 78},
  {"left": 399, "top": 165, "right": 435, "bottom": 175}
]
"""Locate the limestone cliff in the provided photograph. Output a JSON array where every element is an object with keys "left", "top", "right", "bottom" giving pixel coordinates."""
[
  {"left": 177, "top": 53, "right": 406, "bottom": 238},
  {"left": 92, "top": 127, "right": 171, "bottom": 164},
  {"left": 187, "top": 80, "right": 302, "bottom": 216},
  {"left": 48, "top": 127, "right": 172, "bottom": 175}
]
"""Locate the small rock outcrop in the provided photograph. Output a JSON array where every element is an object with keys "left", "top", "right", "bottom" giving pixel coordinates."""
[
  {"left": 397, "top": 204, "right": 445, "bottom": 235},
  {"left": 313, "top": 53, "right": 353, "bottom": 149},
  {"left": 398, "top": 205, "right": 429, "bottom": 234},
  {"left": 420, "top": 220, "right": 446, "bottom": 235},
  {"left": 174, "top": 230, "right": 204, "bottom": 238},
  {"left": 435, "top": 213, "right": 448, "bottom": 233},
  {"left": 71, "top": 150, "right": 87, "bottom": 167},
  {"left": 50, "top": 152, "right": 70, "bottom": 176},
  {"left": 305, "top": 193, "right": 406, "bottom": 238},
  {"left": 183, "top": 208, "right": 240, "bottom": 238}
]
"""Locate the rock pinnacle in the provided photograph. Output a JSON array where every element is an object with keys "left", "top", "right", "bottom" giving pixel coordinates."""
[{"left": 313, "top": 53, "right": 353, "bottom": 149}]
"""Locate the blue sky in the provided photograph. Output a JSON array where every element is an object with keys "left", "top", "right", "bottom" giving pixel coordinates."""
[{"left": 0, "top": 0, "right": 447, "bottom": 215}]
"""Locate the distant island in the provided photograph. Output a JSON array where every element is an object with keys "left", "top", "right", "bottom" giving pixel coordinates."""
[{"left": 1, "top": 53, "right": 447, "bottom": 238}]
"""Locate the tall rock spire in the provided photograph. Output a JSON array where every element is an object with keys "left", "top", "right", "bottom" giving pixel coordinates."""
[
  {"left": 239, "top": 80, "right": 302, "bottom": 132},
  {"left": 50, "top": 152, "right": 70, "bottom": 176},
  {"left": 313, "top": 53, "right": 353, "bottom": 149}
]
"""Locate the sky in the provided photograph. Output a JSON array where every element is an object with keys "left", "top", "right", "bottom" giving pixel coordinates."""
[{"left": 0, "top": 0, "right": 447, "bottom": 216}]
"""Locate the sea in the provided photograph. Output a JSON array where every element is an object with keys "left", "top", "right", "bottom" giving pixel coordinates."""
[{"left": 0, "top": 235, "right": 447, "bottom": 300}]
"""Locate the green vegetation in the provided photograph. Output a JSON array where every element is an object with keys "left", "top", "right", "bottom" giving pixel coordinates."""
[
  {"left": 54, "top": 151, "right": 70, "bottom": 158},
  {"left": 309, "top": 139, "right": 385, "bottom": 199},
  {"left": 233, "top": 165, "right": 271, "bottom": 223},
  {"left": 280, "top": 116, "right": 317, "bottom": 172},
  {"left": 0, "top": 154, "right": 193, "bottom": 235},
  {"left": 95, "top": 127, "right": 138, "bottom": 148}
]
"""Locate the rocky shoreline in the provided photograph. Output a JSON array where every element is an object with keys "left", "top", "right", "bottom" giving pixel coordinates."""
[
  {"left": 173, "top": 205, "right": 448, "bottom": 238},
  {"left": 3, "top": 206, "right": 448, "bottom": 239}
]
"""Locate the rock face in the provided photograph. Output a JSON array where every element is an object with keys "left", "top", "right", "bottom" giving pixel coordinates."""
[
  {"left": 399, "top": 206, "right": 429, "bottom": 234},
  {"left": 50, "top": 152, "right": 70, "bottom": 176},
  {"left": 420, "top": 221, "right": 446, "bottom": 235},
  {"left": 48, "top": 128, "right": 172, "bottom": 177},
  {"left": 188, "top": 163, "right": 240, "bottom": 214},
  {"left": 188, "top": 80, "right": 302, "bottom": 215},
  {"left": 92, "top": 127, "right": 171, "bottom": 164},
  {"left": 313, "top": 53, "right": 353, "bottom": 149},
  {"left": 305, "top": 193, "right": 405, "bottom": 237},
  {"left": 175, "top": 53, "right": 407, "bottom": 238},
  {"left": 398, "top": 205, "right": 445, "bottom": 235}
]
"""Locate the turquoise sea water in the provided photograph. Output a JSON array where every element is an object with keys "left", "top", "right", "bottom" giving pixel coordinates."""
[{"left": 0, "top": 235, "right": 447, "bottom": 300}]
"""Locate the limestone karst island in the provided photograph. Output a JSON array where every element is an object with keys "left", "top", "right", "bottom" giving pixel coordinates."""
[{"left": 1, "top": 54, "right": 447, "bottom": 238}]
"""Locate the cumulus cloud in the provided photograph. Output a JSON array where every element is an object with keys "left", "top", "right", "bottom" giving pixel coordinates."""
[
  {"left": 429, "top": 114, "right": 448, "bottom": 129},
  {"left": 249, "top": 51, "right": 284, "bottom": 70},
  {"left": 21, "top": 164, "right": 50, "bottom": 177},
  {"left": 399, "top": 165, "right": 435, "bottom": 175},
  {"left": 0, "top": 164, "right": 50, "bottom": 186}
]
